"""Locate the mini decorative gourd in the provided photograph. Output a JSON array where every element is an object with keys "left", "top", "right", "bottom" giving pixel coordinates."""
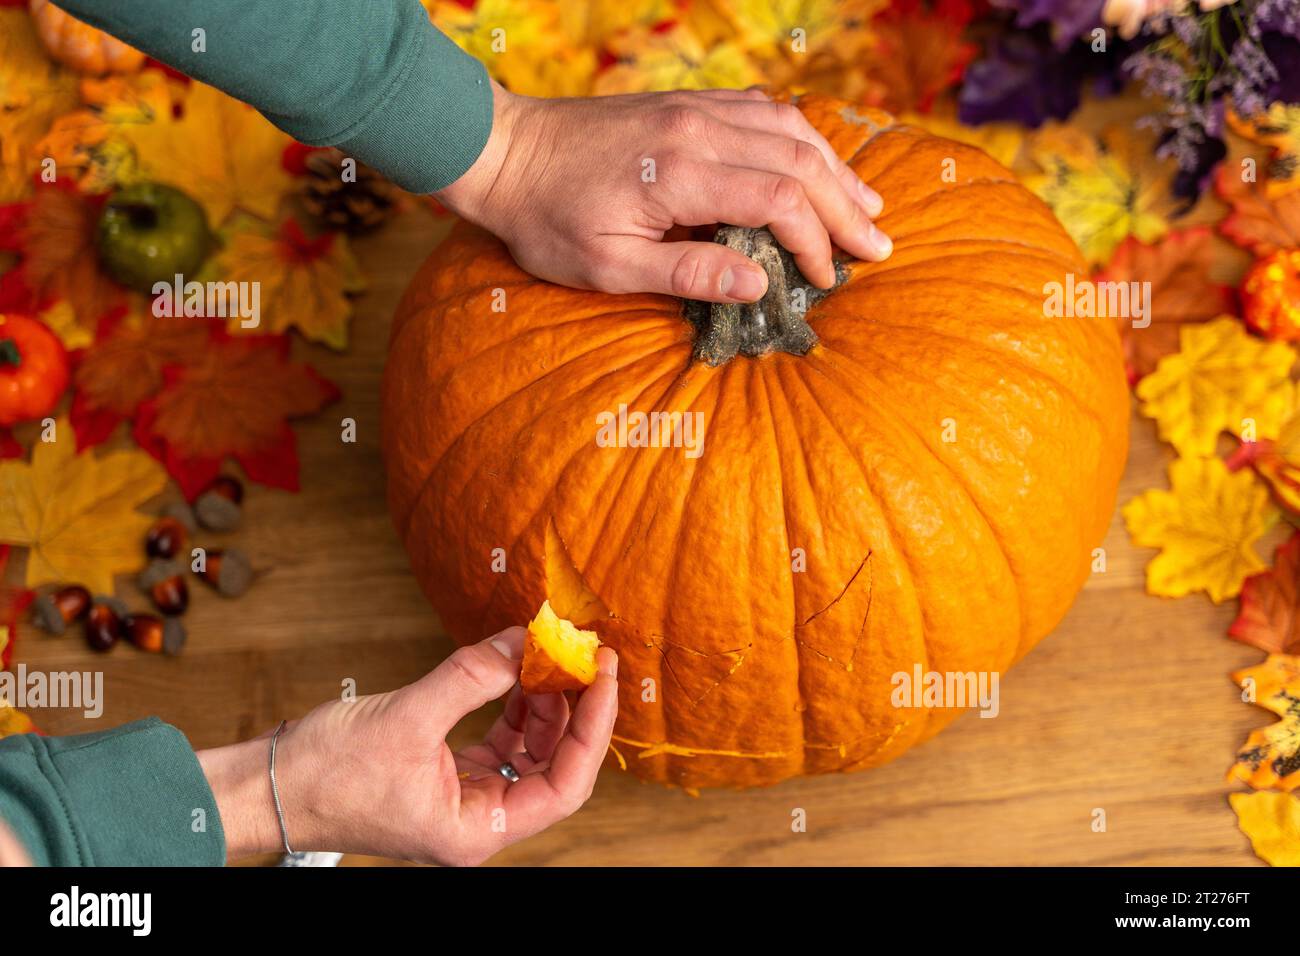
[
  {"left": 29, "top": 0, "right": 145, "bottom": 76},
  {"left": 382, "top": 95, "right": 1129, "bottom": 790}
]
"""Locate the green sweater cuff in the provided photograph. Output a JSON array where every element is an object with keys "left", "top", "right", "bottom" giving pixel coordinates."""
[{"left": 0, "top": 718, "right": 225, "bottom": 866}]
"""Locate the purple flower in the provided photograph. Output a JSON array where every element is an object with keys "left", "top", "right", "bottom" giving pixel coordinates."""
[{"left": 990, "top": 0, "right": 1108, "bottom": 47}]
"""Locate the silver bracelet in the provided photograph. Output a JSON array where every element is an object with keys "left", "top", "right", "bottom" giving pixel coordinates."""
[{"left": 269, "top": 719, "right": 294, "bottom": 855}]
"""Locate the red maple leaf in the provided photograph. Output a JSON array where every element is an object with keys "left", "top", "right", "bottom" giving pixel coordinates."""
[
  {"left": 132, "top": 332, "right": 339, "bottom": 499},
  {"left": 1231, "top": 531, "right": 1300, "bottom": 655}
]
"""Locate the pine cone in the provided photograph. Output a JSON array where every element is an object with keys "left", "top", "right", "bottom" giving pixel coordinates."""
[{"left": 301, "top": 148, "right": 398, "bottom": 235}]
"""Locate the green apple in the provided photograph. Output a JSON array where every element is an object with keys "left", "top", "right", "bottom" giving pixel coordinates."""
[{"left": 97, "top": 182, "right": 213, "bottom": 293}]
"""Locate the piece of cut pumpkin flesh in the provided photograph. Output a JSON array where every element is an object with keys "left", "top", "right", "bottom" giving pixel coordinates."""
[{"left": 522, "top": 600, "right": 600, "bottom": 694}]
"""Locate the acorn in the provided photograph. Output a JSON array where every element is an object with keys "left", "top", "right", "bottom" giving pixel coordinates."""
[
  {"left": 31, "top": 585, "right": 91, "bottom": 635},
  {"left": 128, "top": 614, "right": 186, "bottom": 655},
  {"left": 145, "top": 515, "right": 188, "bottom": 559},
  {"left": 194, "top": 475, "right": 243, "bottom": 532},
  {"left": 138, "top": 559, "right": 189, "bottom": 615},
  {"left": 84, "top": 596, "right": 128, "bottom": 652},
  {"left": 124, "top": 612, "right": 167, "bottom": 653},
  {"left": 196, "top": 548, "right": 253, "bottom": 598}
]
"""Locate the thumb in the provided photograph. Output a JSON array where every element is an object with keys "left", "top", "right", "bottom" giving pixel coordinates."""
[
  {"left": 417, "top": 627, "right": 526, "bottom": 738},
  {"left": 602, "top": 237, "right": 768, "bottom": 303}
]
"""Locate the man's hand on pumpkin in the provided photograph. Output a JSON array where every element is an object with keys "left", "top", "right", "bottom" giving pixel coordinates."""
[
  {"left": 197, "top": 626, "right": 619, "bottom": 866},
  {"left": 436, "top": 81, "right": 893, "bottom": 303}
]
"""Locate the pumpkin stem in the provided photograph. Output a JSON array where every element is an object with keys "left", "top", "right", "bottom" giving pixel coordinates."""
[
  {"left": 683, "top": 226, "right": 848, "bottom": 366},
  {"left": 0, "top": 339, "right": 19, "bottom": 368}
]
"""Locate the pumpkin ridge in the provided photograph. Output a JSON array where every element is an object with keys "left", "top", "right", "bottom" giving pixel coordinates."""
[
  {"left": 859, "top": 239, "right": 1080, "bottom": 275},
  {"left": 475, "top": 356, "right": 703, "bottom": 632},
  {"left": 784, "top": 358, "right": 934, "bottom": 753},
  {"left": 753, "top": 360, "right": 811, "bottom": 767},
  {"left": 831, "top": 311, "right": 1109, "bottom": 435},
  {"left": 398, "top": 325, "right": 689, "bottom": 545},
  {"left": 803, "top": 347, "right": 1025, "bottom": 670}
]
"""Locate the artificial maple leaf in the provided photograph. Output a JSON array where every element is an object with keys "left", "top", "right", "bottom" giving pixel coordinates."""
[
  {"left": 0, "top": 702, "right": 35, "bottom": 739},
  {"left": 1230, "top": 791, "right": 1300, "bottom": 866},
  {"left": 133, "top": 334, "right": 339, "bottom": 499},
  {"left": 902, "top": 102, "right": 1024, "bottom": 170},
  {"left": 556, "top": 0, "right": 676, "bottom": 49},
  {"left": 121, "top": 81, "right": 294, "bottom": 227},
  {"left": 36, "top": 70, "right": 177, "bottom": 195},
  {"left": 594, "top": 23, "right": 762, "bottom": 94},
  {"left": 1095, "top": 228, "right": 1237, "bottom": 382},
  {"left": 215, "top": 220, "right": 364, "bottom": 349},
  {"left": 0, "top": 422, "right": 167, "bottom": 594},
  {"left": 1216, "top": 163, "right": 1300, "bottom": 257},
  {"left": 1232, "top": 534, "right": 1300, "bottom": 655},
  {"left": 429, "top": 0, "right": 567, "bottom": 91},
  {"left": 1122, "top": 456, "right": 1279, "bottom": 603},
  {"left": 861, "top": 0, "right": 977, "bottom": 115},
  {"left": 1135, "top": 317, "right": 1296, "bottom": 457},
  {"left": 0, "top": 8, "right": 79, "bottom": 203},
  {"left": 1238, "top": 406, "right": 1300, "bottom": 514},
  {"left": 1230, "top": 654, "right": 1300, "bottom": 792},
  {"left": 69, "top": 307, "right": 214, "bottom": 450},
  {"left": 1228, "top": 103, "right": 1300, "bottom": 198},
  {"left": 0, "top": 183, "right": 120, "bottom": 328},
  {"left": 1024, "top": 123, "right": 1180, "bottom": 266}
]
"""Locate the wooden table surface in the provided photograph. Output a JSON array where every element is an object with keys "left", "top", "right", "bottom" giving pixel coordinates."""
[{"left": 14, "top": 209, "right": 1270, "bottom": 867}]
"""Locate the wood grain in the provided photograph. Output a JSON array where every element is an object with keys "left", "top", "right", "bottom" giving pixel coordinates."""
[{"left": 10, "top": 209, "right": 1269, "bottom": 866}]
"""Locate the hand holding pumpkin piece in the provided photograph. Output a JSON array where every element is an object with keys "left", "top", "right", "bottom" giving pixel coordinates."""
[
  {"left": 436, "top": 81, "right": 892, "bottom": 303},
  {"left": 197, "top": 626, "right": 618, "bottom": 866}
]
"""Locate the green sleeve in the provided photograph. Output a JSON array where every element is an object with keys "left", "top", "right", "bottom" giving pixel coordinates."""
[
  {"left": 0, "top": 718, "right": 225, "bottom": 866},
  {"left": 51, "top": 0, "right": 493, "bottom": 193}
]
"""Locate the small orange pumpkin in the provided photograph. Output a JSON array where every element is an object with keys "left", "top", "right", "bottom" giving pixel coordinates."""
[
  {"left": 28, "top": 0, "right": 145, "bottom": 76},
  {"left": 382, "top": 95, "right": 1129, "bottom": 789}
]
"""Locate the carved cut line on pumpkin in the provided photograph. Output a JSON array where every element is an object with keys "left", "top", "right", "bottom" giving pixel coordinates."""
[{"left": 795, "top": 549, "right": 873, "bottom": 672}]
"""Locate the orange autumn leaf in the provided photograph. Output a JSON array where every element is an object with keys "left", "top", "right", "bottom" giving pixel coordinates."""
[
  {"left": 0, "top": 8, "right": 79, "bottom": 203},
  {"left": 1231, "top": 532, "right": 1300, "bottom": 655},
  {"left": 1094, "top": 228, "right": 1236, "bottom": 381},
  {"left": 1228, "top": 103, "right": 1300, "bottom": 199},
  {"left": 216, "top": 221, "right": 365, "bottom": 349},
  {"left": 132, "top": 335, "right": 339, "bottom": 498},
  {"left": 861, "top": 0, "right": 977, "bottom": 114},
  {"left": 70, "top": 309, "right": 214, "bottom": 449},
  {"left": 1216, "top": 163, "right": 1300, "bottom": 257},
  {"left": 0, "top": 702, "right": 35, "bottom": 739},
  {"left": 1239, "top": 406, "right": 1300, "bottom": 515},
  {"left": 9, "top": 185, "right": 121, "bottom": 328},
  {"left": 1230, "top": 654, "right": 1300, "bottom": 792}
]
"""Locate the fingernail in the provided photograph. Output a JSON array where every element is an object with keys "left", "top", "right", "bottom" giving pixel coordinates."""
[
  {"left": 862, "top": 224, "right": 892, "bottom": 261},
  {"left": 598, "top": 648, "right": 618, "bottom": 677},
  {"left": 858, "top": 181, "right": 883, "bottom": 217},
  {"left": 722, "top": 266, "right": 767, "bottom": 301},
  {"left": 490, "top": 627, "right": 524, "bottom": 661}
]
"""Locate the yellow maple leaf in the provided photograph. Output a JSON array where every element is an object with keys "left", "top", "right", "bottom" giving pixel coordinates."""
[
  {"left": 216, "top": 223, "right": 365, "bottom": 349},
  {"left": 0, "top": 422, "right": 167, "bottom": 594},
  {"left": 1024, "top": 123, "right": 1180, "bottom": 265},
  {"left": 121, "top": 82, "right": 294, "bottom": 227},
  {"left": 429, "top": 0, "right": 567, "bottom": 90},
  {"left": 1229, "top": 654, "right": 1300, "bottom": 792},
  {"left": 0, "top": 9, "right": 80, "bottom": 203},
  {"left": 595, "top": 23, "right": 762, "bottom": 94},
  {"left": 1136, "top": 317, "right": 1296, "bottom": 457},
  {"left": 1122, "top": 456, "right": 1279, "bottom": 603},
  {"left": 557, "top": 0, "right": 677, "bottom": 49},
  {"left": 700, "top": 0, "right": 851, "bottom": 57},
  {"left": 1230, "top": 791, "right": 1300, "bottom": 866}
]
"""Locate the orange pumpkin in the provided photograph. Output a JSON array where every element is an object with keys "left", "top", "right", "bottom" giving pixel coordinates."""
[
  {"left": 382, "top": 95, "right": 1129, "bottom": 790},
  {"left": 28, "top": 0, "right": 145, "bottom": 76}
]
